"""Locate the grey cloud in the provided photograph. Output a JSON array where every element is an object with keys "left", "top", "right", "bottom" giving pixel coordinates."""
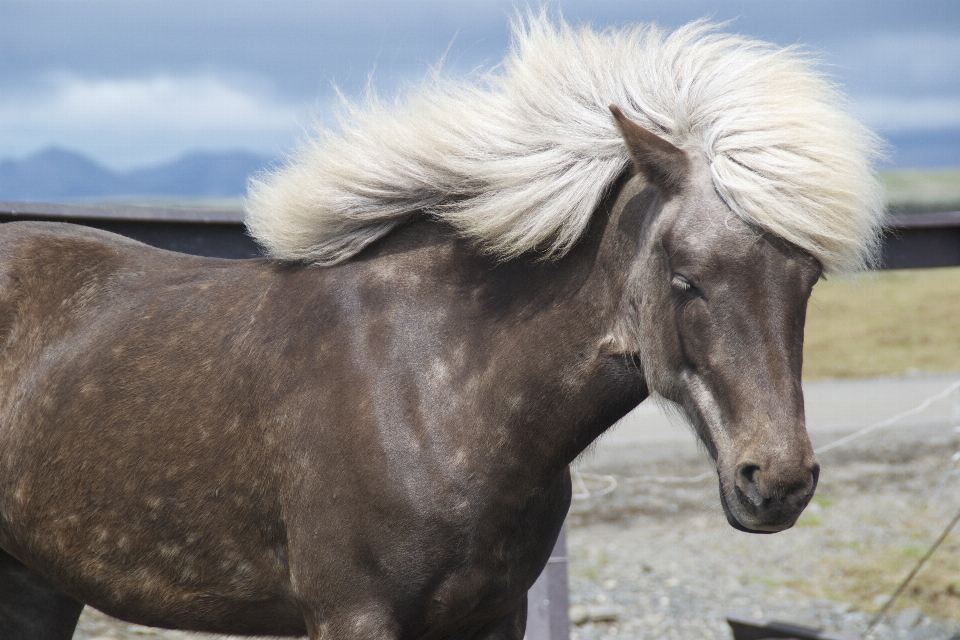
[{"left": 2, "top": 0, "right": 958, "bottom": 167}]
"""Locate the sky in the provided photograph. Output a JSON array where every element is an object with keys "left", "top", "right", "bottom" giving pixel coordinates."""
[{"left": 2, "top": 0, "right": 959, "bottom": 171}]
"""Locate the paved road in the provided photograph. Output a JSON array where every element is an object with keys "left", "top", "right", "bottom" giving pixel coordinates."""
[{"left": 597, "top": 372, "right": 960, "bottom": 450}]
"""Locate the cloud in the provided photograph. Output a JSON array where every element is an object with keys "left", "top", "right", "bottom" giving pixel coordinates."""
[
  {"left": 830, "top": 32, "right": 960, "bottom": 95},
  {"left": 40, "top": 74, "right": 300, "bottom": 131},
  {"left": 0, "top": 74, "right": 312, "bottom": 169},
  {"left": 823, "top": 31, "right": 960, "bottom": 132}
]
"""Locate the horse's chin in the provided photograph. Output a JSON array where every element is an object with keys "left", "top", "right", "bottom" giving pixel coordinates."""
[{"left": 718, "top": 484, "right": 792, "bottom": 535}]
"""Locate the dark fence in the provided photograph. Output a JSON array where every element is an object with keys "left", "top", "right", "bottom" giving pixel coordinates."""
[
  {"left": 2, "top": 201, "right": 958, "bottom": 269},
  {"left": 882, "top": 211, "right": 960, "bottom": 269},
  {"left": 0, "top": 201, "right": 259, "bottom": 259}
]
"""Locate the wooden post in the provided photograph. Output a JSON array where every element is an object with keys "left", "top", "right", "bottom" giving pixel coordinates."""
[{"left": 525, "top": 524, "right": 569, "bottom": 640}]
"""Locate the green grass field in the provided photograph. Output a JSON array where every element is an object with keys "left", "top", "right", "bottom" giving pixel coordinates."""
[
  {"left": 801, "top": 167, "right": 960, "bottom": 379},
  {"left": 882, "top": 168, "right": 960, "bottom": 215},
  {"left": 803, "top": 267, "right": 960, "bottom": 379}
]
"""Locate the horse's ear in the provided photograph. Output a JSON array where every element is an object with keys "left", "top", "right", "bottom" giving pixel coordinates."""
[{"left": 609, "top": 105, "right": 688, "bottom": 196}]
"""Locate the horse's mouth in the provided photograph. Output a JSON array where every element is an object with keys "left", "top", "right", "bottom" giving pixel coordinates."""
[{"left": 718, "top": 484, "right": 784, "bottom": 535}]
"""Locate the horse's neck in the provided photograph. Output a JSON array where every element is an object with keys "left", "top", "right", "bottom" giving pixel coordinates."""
[
  {"left": 479, "top": 177, "right": 650, "bottom": 473},
  {"left": 354, "top": 175, "right": 649, "bottom": 481}
]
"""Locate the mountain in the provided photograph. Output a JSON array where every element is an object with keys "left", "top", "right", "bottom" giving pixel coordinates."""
[
  {"left": 0, "top": 148, "right": 127, "bottom": 200},
  {"left": 125, "top": 151, "right": 271, "bottom": 197},
  {"left": 0, "top": 148, "right": 273, "bottom": 201}
]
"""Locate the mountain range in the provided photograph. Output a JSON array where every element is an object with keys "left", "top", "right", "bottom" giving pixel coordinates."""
[
  {"left": 0, "top": 148, "right": 273, "bottom": 201},
  {"left": 1, "top": 130, "right": 958, "bottom": 203}
]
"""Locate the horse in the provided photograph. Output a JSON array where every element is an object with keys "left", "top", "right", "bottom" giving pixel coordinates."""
[{"left": 0, "top": 16, "right": 883, "bottom": 640}]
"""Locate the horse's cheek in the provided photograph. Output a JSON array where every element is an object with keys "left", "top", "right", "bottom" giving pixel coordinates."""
[{"left": 674, "top": 303, "right": 713, "bottom": 371}]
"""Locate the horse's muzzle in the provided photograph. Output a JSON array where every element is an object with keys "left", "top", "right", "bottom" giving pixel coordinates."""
[{"left": 719, "top": 460, "right": 820, "bottom": 533}]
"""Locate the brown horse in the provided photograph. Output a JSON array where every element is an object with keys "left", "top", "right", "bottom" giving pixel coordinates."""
[{"left": 0, "top": 17, "right": 882, "bottom": 640}]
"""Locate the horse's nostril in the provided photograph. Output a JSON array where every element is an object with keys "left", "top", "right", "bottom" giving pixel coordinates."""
[
  {"left": 739, "top": 463, "right": 761, "bottom": 487},
  {"left": 731, "top": 458, "right": 821, "bottom": 527},
  {"left": 736, "top": 462, "right": 764, "bottom": 508}
]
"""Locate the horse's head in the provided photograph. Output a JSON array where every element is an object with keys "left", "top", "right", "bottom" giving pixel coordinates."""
[{"left": 610, "top": 107, "right": 821, "bottom": 533}]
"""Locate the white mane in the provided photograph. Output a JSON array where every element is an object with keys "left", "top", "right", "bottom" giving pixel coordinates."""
[{"left": 245, "top": 14, "right": 884, "bottom": 273}]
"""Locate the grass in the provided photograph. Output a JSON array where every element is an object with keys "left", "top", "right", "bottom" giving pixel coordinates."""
[
  {"left": 803, "top": 267, "right": 960, "bottom": 380},
  {"left": 793, "top": 539, "right": 960, "bottom": 621},
  {"left": 882, "top": 168, "right": 960, "bottom": 215},
  {"left": 795, "top": 494, "right": 836, "bottom": 527},
  {"left": 800, "top": 168, "right": 960, "bottom": 378},
  {"left": 776, "top": 492, "right": 960, "bottom": 622}
]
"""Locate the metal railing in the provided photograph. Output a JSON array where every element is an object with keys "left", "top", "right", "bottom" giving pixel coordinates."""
[
  {"left": 882, "top": 211, "right": 960, "bottom": 268},
  {"left": 3, "top": 200, "right": 958, "bottom": 269},
  {"left": 0, "top": 201, "right": 259, "bottom": 259}
]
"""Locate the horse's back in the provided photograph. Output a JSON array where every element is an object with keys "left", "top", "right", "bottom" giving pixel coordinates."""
[
  {"left": 0, "top": 219, "right": 168, "bottom": 279},
  {"left": 1, "top": 222, "right": 121, "bottom": 349},
  {"left": 0, "top": 222, "right": 308, "bottom": 634},
  {"left": 0, "top": 222, "right": 163, "bottom": 416},
  {"left": 0, "top": 222, "right": 201, "bottom": 346}
]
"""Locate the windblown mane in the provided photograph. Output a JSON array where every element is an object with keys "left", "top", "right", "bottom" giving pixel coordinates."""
[{"left": 245, "top": 14, "right": 884, "bottom": 272}]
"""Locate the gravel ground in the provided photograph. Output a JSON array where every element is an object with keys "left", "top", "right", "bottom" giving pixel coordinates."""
[
  {"left": 566, "top": 421, "right": 960, "bottom": 640},
  {"left": 73, "top": 419, "right": 960, "bottom": 640}
]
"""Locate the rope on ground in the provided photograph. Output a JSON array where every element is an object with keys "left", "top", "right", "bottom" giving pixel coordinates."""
[
  {"left": 572, "top": 470, "right": 711, "bottom": 500},
  {"left": 572, "top": 378, "right": 960, "bottom": 500},
  {"left": 572, "top": 472, "right": 618, "bottom": 500}
]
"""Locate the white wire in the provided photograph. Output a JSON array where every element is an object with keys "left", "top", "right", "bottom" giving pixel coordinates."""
[{"left": 814, "top": 378, "right": 960, "bottom": 454}]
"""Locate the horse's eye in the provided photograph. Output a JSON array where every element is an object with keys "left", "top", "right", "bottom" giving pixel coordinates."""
[{"left": 671, "top": 274, "right": 701, "bottom": 297}]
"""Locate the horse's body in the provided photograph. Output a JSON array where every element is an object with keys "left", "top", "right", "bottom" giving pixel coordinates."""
[
  {"left": 0, "top": 219, "right": 583, "bottom": 637},
  {"left": 0, "top": 16, "right": 882, "bottom": 640}
]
